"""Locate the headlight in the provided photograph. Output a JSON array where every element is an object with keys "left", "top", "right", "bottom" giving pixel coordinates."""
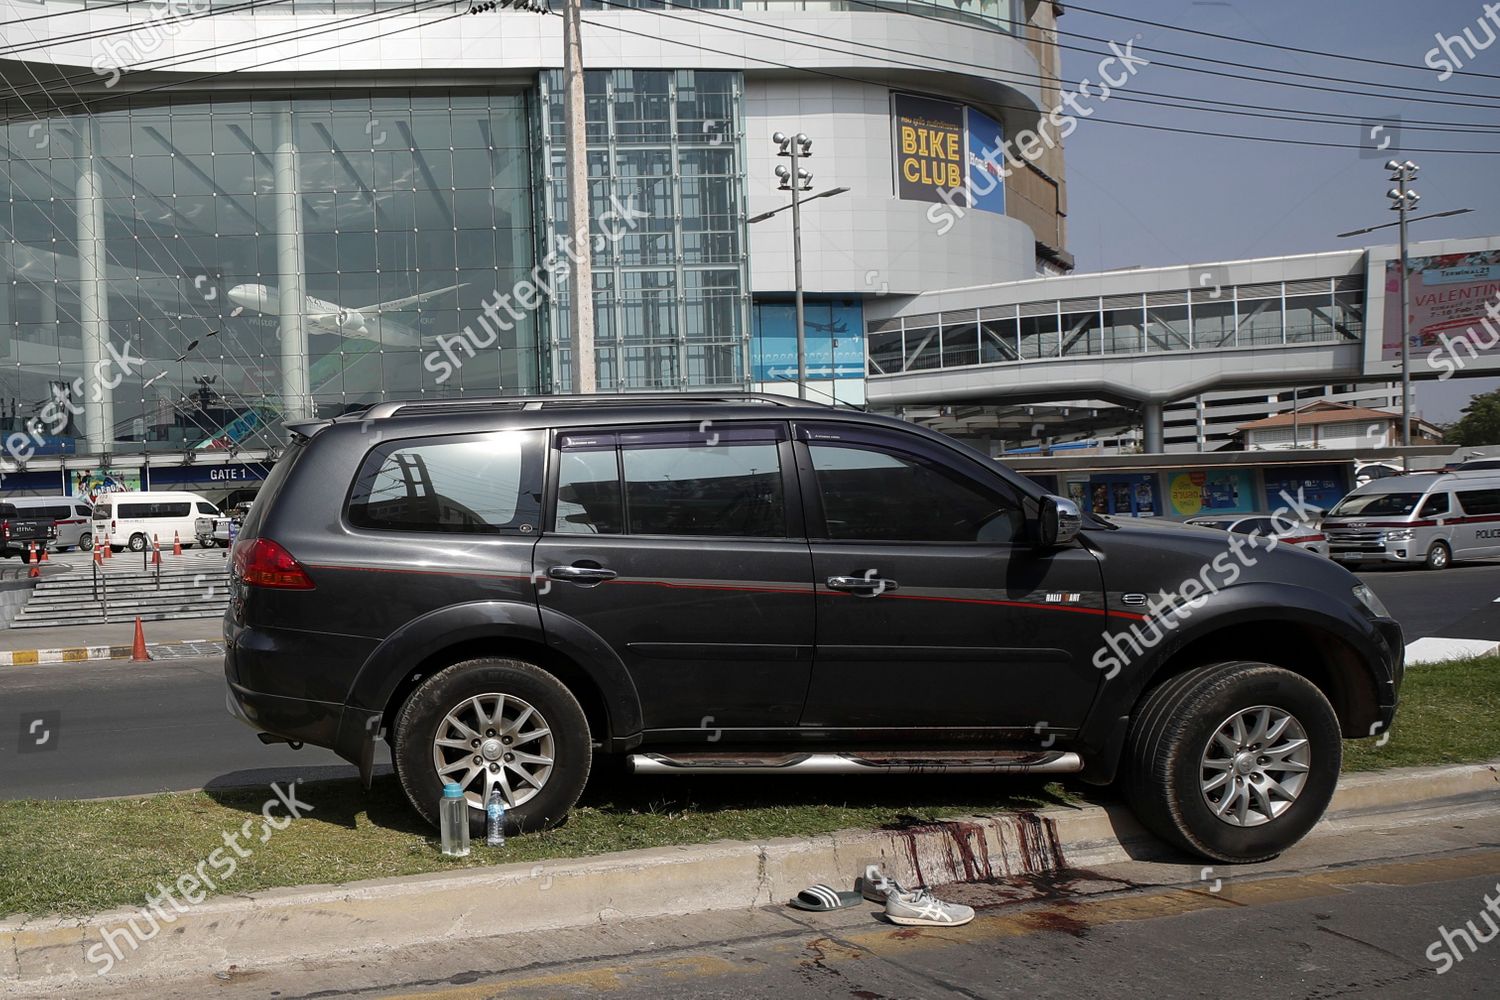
[
  {"left": 1383, "top": 529, "right": 1414, "bottom": 542},
  {"left": 1353, "top": 584, "right": 1391, "bottom": 619}
]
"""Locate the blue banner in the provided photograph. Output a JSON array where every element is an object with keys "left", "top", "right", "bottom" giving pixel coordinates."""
[
  {"left": 148, "top": 462, "right": 270, "bottom": 488},
  {"left": 752, "top": 298, "right": 865, "bottom": 382},
  {"left": 964, "top": 107, "right": 1006, "bottom": 216}
]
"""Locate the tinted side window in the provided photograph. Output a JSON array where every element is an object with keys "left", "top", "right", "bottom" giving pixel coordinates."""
[
  {"left": 348, "top": 431, "right": 543, "bottom": 534},
  {"left": 0, "top": 505, "right": 16, "bottom": 518},
  {"left": 197, "top": 502, "right": 218, "bottom": 515},
  {"left": 554, "top": 433, "right": 623, "bottom": 535},
  {"left": 806, "top": 432, "right": 1022, "bottom": 543},
  {"left": 119, "top": 502, "right": 191, "bottom": 518},
  {"left": 75, "top": 506, "right": 92, "bottom": 518},
  {"left": 1459, "top": 489, "right": 1500, "bottom": 516},
  {"left": 620, "top": 426, "right": 786, "bottom": 538},
  {"left": 94, "top": 504, "right": 112, "bottom": 519},
  {"left": 1420, "top": 493, "right": 1450, "bottom": 517}
]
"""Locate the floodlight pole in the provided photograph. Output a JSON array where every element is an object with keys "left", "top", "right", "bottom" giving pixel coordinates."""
[{"left": 563, "top": 0, "right": 595, "bottom": 393}]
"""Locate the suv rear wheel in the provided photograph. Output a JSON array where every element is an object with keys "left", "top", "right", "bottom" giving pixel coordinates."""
[
  {"left": 393, "top": 657, "right": 591, "bottom": 836},
  {"left": 1122, "top": 662, "right": 1340, "bottom": 863}
]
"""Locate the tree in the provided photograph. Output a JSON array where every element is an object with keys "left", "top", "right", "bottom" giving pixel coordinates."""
[{"left": 1444, "top": 389, "right": 1500, "bottom": 447}]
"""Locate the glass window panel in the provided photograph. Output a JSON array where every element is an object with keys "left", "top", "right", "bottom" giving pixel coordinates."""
[{"left": 621, "top": 428, "right": 784, "bottom": 538}]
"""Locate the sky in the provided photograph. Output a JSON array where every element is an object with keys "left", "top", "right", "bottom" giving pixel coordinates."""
[{"left": 1057, "top": 0, "right": 1500, "bottom": 424}]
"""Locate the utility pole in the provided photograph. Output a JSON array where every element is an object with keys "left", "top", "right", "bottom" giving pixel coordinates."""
[
  {"left": 563, "top": 0, "right": 595, "bottom": 393},
  {"left": 1387, "top": 159, "right": 1419, "bottom": 449},
  {"left": 773, "top": 131, "right": 813, "bottom": 399}
]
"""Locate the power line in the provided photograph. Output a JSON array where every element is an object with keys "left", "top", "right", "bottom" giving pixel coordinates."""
[
  {"left": 1062, "top": 0, "right": 1500, "bottom": 83},
  {"left": 586, "top": 1, "right": 1500, "bottom": 155},
  {"left": 0, "top": 0, "right": 460, "bottom": 113},
  {"left": 0, "top": 0, "right": 296, "bottom": 58},
  {"left": 624, "top": 1, "right": 1500, "bottom": 136},
  {"left": 829, "top": 0, "right": 1500, "bottom": 110}
]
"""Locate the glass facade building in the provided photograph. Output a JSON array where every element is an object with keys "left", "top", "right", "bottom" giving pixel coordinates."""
[
  {"left": 2, "top": 89, "right": 538, "bottom": 452},
  {"left": 1, "top": 70, "right": 749, "bottom": 450},
  {"left": 540, "top": 69, "right": 749, "bottom": 391}
]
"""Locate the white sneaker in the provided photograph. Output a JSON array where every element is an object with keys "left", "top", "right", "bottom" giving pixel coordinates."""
[{"left": 883, "top": 886, "right": 975, "bottom": 927}]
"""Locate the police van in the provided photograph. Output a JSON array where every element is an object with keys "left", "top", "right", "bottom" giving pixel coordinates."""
[{"left": 1322, "top": 470, "right": 1500, "bottom": 570}]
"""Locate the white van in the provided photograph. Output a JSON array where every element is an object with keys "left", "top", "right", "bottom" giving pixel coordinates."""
[
  {"left": 1322, "top": 470, "right": 1500, "bottom": 570},
  {"left": 5, "top": 495, "right": 94, "bottom": 550},
  {"left": 92, "top": 491, "right": 221, "bottom": 552}
]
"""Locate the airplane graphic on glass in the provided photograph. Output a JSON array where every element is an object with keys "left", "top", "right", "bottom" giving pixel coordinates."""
[{"left": 225, "top": 283, "right": 466, "bottom": 348}]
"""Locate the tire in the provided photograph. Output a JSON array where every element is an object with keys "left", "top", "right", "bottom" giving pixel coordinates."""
[
  {"left": 128, "top": 533, "right": 148, "bottom": 553},
  {"left": 393, "top": 657, "right": 591, "bottom": 837},
  {"left": 1424, "top": 541, "right": 1451, "bottom": 571},
  {"left": 1122, "top": 661, "right": 1341, "bottom": 863},
  {"left": 78, "top": 532, "right": 92, "bottom": 552}
]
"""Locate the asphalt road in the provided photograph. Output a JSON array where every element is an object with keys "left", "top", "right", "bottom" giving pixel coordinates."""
[
  {"left": 1354, "top": 561, "right": 1500, "bottom": 642},
  {"left": 0, "top": 655, "right": 382, "bottom": 799}
]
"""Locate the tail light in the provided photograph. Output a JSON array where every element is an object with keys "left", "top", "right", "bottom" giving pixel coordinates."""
[{"left": 233, "top": 537, "right": 315, "bottom": 590}]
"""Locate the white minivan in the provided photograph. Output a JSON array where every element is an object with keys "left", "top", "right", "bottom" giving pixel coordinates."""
[
  {"left": 1322, "top": 470, "right": 1500, "bottom": 570},
  {"left": 92, "top": 491, "right": 221, "bottom": 552}
]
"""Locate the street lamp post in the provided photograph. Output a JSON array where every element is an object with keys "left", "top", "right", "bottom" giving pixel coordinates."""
[{"left": 772, "top": 132, "right": 814, "bottom": 399}]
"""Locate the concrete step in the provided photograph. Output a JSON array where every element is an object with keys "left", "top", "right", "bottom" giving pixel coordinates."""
[{"left": 8, "top": 609, "right": 225, "bottom": 627}]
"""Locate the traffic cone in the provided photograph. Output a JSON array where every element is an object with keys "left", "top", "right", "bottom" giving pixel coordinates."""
[
  {"left": 27, "top": 557, "right": 40, "bottom": 579},
  {"left": 102, "top": 535, "right": 112, "bottom": 559},
  {"left": 27, "top": 541, "right": 35, "bottom": 564},
  {"left": 39, "top": 543, "right": 48, "bottom": 562},
  {"left": 93, "top": 539, "right": 102, "bottom": 565},
  {"left": 131, "top": 617, "right": 150, "bottom": 662},
  {"left": 172, "top": 531, "right": 183, "bottom": 556},
  {"left": 151, "top": 534, "right": 162, "bottom": 566}
]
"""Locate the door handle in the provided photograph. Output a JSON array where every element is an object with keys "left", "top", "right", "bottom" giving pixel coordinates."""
[
  {"left": 826, "top": 574, "right": 898, "bottom": 597},
  {"left": 547, "top": 564, "right": 618, "bottom": 585}
]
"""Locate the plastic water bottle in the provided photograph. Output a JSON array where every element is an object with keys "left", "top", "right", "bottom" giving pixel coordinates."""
[
  {"left": 486, "top": 788, "right": 506, "bottom": 848},
  {"left": 439, "top": 783, "right": 470, "bottom": 857}
]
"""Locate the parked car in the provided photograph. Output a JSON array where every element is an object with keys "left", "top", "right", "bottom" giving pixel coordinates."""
[
  {"left": 1184, "top": 514, "right": 1329, "bottom": 558},
  {"left": 226, "top": 394, "right": 1404, "bottom": 864},
  {"left": 0, "top": 501, "right": 58, "bottom": 560},
  {"left": 92, "top": 491, "right": 220, "bottom": 552},
  {"left": 1323, "top": 470, "right": 1500, "bottom": 570},
  {"left": 197, "top": 501, "right": 253, "bottom": 548},
  {"left": 4, "top": 495, "right": 93, "bottom": 551}
]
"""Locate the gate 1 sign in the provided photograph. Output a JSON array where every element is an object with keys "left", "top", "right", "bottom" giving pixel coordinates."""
[{"left": 892, "top": 93, "right": 965, "bottom": 203}]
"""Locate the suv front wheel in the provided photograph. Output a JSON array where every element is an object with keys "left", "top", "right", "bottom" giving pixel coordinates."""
[
  {"left": 1122, "top": 662, "right": 1341, "bottom": 863},
  {"left": 393, "top": 657, "right": 592, "bottom": 837}
]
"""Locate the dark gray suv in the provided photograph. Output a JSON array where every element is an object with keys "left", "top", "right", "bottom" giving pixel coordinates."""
[{"left": 225, "top": 394, "right": 1403, "bottom": 863}]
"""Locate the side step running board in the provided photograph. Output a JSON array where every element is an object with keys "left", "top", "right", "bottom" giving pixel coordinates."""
[{"left": 627, "top": 750, "right": 1082, "bottom": 776}]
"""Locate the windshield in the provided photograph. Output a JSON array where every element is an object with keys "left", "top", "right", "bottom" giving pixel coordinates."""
[{"left": 1328, "top": 492, "right": 1422, "bottom": 517}]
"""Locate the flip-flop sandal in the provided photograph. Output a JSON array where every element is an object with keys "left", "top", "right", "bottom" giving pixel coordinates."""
[{"left": 789, "top": 884, "right": 865, "bottom": 911}]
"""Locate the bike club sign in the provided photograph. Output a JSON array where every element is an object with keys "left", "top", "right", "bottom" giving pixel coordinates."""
[{"left": 891, "top": 93, "right": 1006, "bottom": 216}]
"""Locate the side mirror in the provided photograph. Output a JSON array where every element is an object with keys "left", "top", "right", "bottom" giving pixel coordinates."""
[{"left": 1038, "top": 494, "right": 1083, "bottom": 547}]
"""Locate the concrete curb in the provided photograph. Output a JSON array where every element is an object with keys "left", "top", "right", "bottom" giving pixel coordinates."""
[
  {"left": 3, "top": 761, "right": 1496, "bottom": 988},
  {"left": 0, "top": 645, "right": 133, "bottom": 665}
]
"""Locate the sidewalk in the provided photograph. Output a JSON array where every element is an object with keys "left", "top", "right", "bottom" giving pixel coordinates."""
[{"left": 0, "top": 617, "right": 224, "bottom": 663}]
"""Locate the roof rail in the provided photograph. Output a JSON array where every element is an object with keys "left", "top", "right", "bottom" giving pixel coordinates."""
[{"left": 358, "top": 392, "right": 810, "bottom": 421}]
